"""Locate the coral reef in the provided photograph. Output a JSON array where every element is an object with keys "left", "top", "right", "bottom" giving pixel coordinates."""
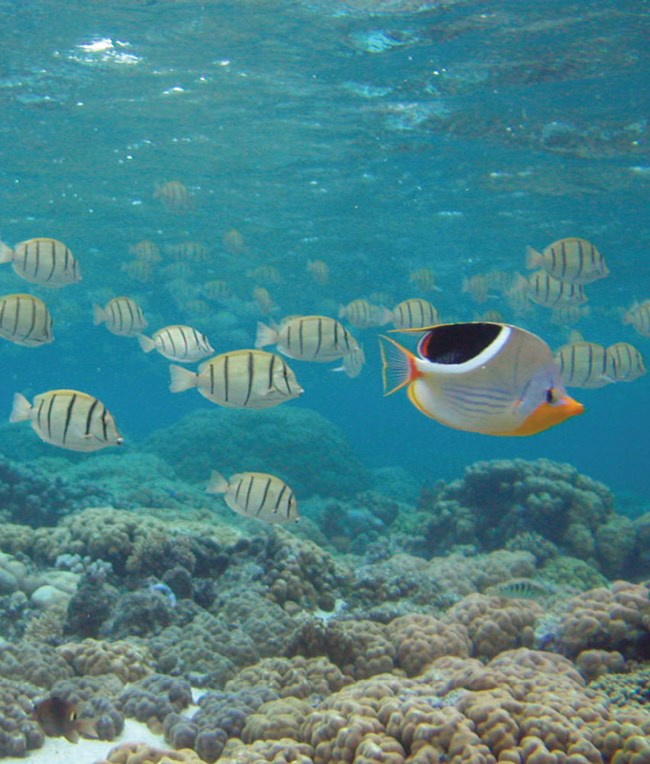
[
  {"left": 549, "top": 581, "right": 650, "bottom": 658},
  {"left": 0, "top": 453, "right": 109, "bottom": 526},
  {"left": 120, "top": 674, "right": 193, "bottom": 733},
  {"left": 0, "top": 679, "right": 44, "bottom": 757},
  {"left": 58, "top": 638, "right": 155, "bottom": 683},
  {"left": 419, "top": 458, "right": 633, "bottom": 575},
  {"left": 446, "top": 593, "right": 544, "bottom": 659},
  {"left": 0, "top": 456, "right": 648, "bottom": 763}
]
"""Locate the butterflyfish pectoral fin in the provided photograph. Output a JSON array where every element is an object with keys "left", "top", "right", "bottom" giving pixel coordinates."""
[{"left": 378, "top": 335, "right": 420, "bottom": 396}]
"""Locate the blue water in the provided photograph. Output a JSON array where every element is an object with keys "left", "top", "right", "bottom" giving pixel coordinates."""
[{"left": 0, "top": 0, "right": 648, "bottom": 497}]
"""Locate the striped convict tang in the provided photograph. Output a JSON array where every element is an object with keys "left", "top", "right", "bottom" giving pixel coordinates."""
[
  {"left": 554, "top": 341, "right": 613, "bottom": 389},
  {"left": 138, "top": 324, "right": 214, "bottom": 363},
  {"left": 623, "top": 300, "right": 650, "bottom": 338},
  {"left": 169, "top": 348, "right": 303, "bottom": 408},
  {"left": 0, "top": 238, "right": 81, "bottom": 288},
  {"left": 338, "top": 299, "right": 391, "bottom": 329},
  {"left": 9, "top": 389, "right": 123, "bottom": 452},
  {"left": 206, "top": 471, "right": 299, "bottom": 523},
  {"left": 255, "top": 314, "right": 361, "bottom": 362},
  {"left": 526, "top": 237, "right": 608, "bottom": 285},
  {"left": 379, "top": 322, "right": 584, "bottom": 436},
  {"left": 524, "top": 271, "right": 588, "bottom": 307},
  {"left": 606, "top": 342, "right": 646, "bottom": 383},
  {"left": 94, "top": 297, "right": 148, "bottom": 337},
  {"left": 389, "top": 298, "right": 440, "bottom": 329},
  {"left": 0, "top": 293, "right": 54, "bottom": 347}
]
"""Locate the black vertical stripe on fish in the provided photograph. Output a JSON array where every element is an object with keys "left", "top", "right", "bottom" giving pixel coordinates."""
[
  {"left": 126, "top": 299, "right": 135, "bottom": 334},
  {"left": 63, "top": 244, "right": 70, "bottom": 280},
  {"left": 268, "top": 352, "right": 276, "bottom": 392},
  {"left": 235, "top": 476, "right": 244, "bottom": 505},
  {"left": 26, "top": 296, "right": 37, "bottom": 341},
  {"left": 62, "top": 393, "right": 77, "bottom": 445},
  {"left": 576, "top": 239, "right": 584, "bottom": 279},
  {"left": 258, "top": 476, "right": 272, "bottom": 516},
  {"left": 286, "top": 323, "right": 293, "bottom": 356},
  {"left": 114, "top": 300, "right": 124, "bottom": 333},
  {"left": 12, "top": 294, "right": 21, "bottom": 336},
  {"left": 34, "top": 240, "right": 42, "bottom": 280},
  {"left": 168, "top": 329, "right": 178, "bottom": 357},
  {"left": 315, "top": 317, "right": 323, "bottom": 359},
  {"left": 46, "top": 393, "right": 57, "bottom": 440},
  {"left": 559, "top": 241, "right": 567, "bottom": 280},
  {"left": 180, "top": 328, "right": 189, "bottom": 357},
  {"left": 100, "top": 403, "right": 109, "bottom": 441},
  {"left": 46, "top": 240, "right": 57, "bottom": 283},
  {"left": 298, "top": 319, "right": 305, "bottom": 358},
  {"left": 244, "top": 351, "right": 254, "bottom": 406},
  {"left": 275, "top": 482, "right": 289, "bottom": 516},
  {"left": 190, "top": 327, "right": 200, "bottom": 356},
  {"left": 85, "top": 397, "right": 99, "bottom": 438},
  {"left": 36, "top": 397, "right": 45, "bottom": 433},
  {"left": 244, "top": 474, "right": 255, "bottom": 512},
  {"left": 213, "top": 359, "right": 219, "bottom": 399}
]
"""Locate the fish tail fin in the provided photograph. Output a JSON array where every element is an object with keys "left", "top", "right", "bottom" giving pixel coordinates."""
[
  {"left": 461, "top": 277, "right": 470, "bottom": 294},
  {"left": 9, "top": 393, "right": 32, "bottom": 423},
  {"left": 378, "top": 335, "right": 419, "bottom": 395},
  {"left": 337, "top": 304, "right": 346, "bottom": 319},
  {"left": 255, "top": 321, "right": 277, "bottom": 348},
  {"left": 378, "top": 307, "right": 393, "bottom": 325},
  {"left": 92, "top": 304, "right": 107, "bottom": 326},
  {"left": 137, "top": 334, "right": 155, "bottom": 353},
  {"left": 525, "top": 246, "right": 543, "bottom": 270},
  {"left": 206, "top": 470, "right": 228, "bottom": 495},
  {"left": 169, "top": 365, "right": 196, "bottom": 393},
  {"left": 0, "top": 241, "right": 14, "bottom": 264}
]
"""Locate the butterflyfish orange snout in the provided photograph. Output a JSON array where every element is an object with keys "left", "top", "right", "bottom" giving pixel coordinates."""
[{"left": 379, "top": 321, "right": 584, "bottom": 437}]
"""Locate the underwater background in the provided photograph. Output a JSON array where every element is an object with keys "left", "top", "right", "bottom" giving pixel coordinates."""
[{"left": 0, "top": 1, "right": 649, "bottom": 763}]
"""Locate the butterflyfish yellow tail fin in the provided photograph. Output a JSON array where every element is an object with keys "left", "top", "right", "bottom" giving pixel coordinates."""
[{"left": 378, "top": 335, "right": 419, "bottom": 396}]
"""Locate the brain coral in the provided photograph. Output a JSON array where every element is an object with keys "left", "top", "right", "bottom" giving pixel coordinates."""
[
  {"left": 263, "top": 528, "right": 350, "bottom": 612},
  {"left": 446, "top": 593, "right": 544, "bottom": 659},
  {"left": 386, "top": 614, "right": 472, "bottom": 676},
  {"left": 294, "top": 648, "right": 650, "bottom": 764},
  {"left": 0, "top": 679, "right": 44, "bottom": 757},
  {"left": 289, "top": 618, "right": 396, "bottom": 680},
  {"left": 550, "top": 580, "right": 650, "bottom": 658},
  {"left": 0, "top": 642, "right": 73, "bottom": 688},
  {"left": 419, "top": 458, "right": 626, "bottom": 575},
  {"left": 142, "top": 406, "right": 372, "bottom": 499},
  {"left": 58, "top": 638, "right": 154, "bottom": 683},
  {"left": 225, "top": 656, "right": 350, "bottom": 699},
  {"left": 150, "top": 611, "right": 259, "bottom": 687}
]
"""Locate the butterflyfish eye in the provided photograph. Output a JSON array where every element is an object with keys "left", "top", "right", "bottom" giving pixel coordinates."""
[{"left": 545, "top": 388, "right": 557, "bottom": 404}]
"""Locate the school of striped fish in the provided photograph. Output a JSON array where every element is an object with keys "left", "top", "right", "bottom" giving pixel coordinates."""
[{"left": 0, "top": 227, "right": 646, "bottom": 523}]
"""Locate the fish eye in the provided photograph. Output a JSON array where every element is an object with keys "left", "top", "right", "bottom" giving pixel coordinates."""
[{"left": 545, "top": 387, "right": 557, "bottom": 404}]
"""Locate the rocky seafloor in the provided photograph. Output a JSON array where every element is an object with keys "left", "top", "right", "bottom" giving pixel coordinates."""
[{"left": 0, "top": 408, "right": 649, "bottom": 764}]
